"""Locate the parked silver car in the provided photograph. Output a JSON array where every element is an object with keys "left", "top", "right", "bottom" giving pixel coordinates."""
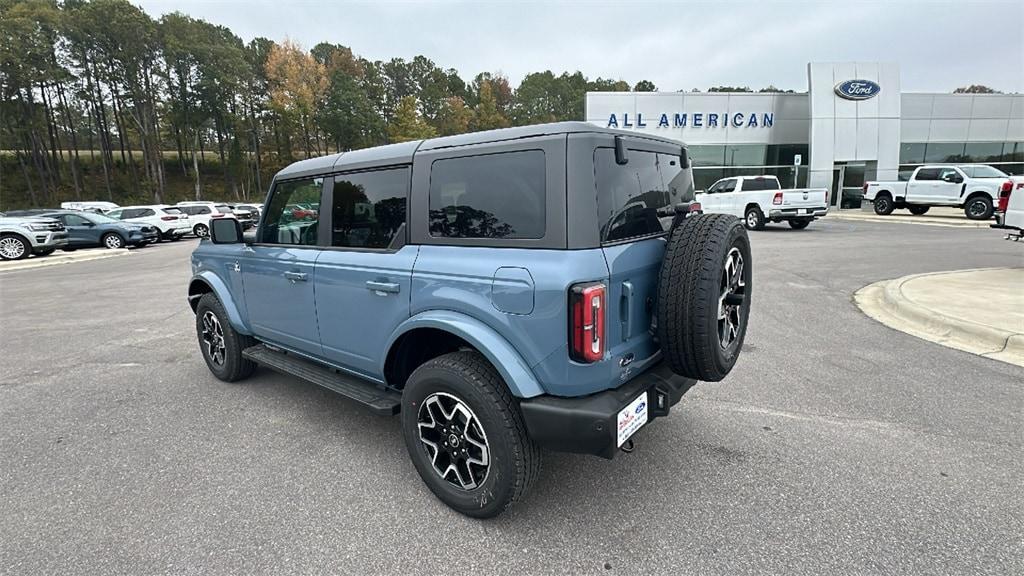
[{"left": 0, "top": 216, "right": 69, "bottom": 260}]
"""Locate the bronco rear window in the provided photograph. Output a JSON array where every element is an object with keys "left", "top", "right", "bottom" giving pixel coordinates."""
[
  {"left": 429, "top": 150, "right": 545, "bottom": 239},
  {"left": 596, "top": 148, "right": 690, "bottom": 243}
]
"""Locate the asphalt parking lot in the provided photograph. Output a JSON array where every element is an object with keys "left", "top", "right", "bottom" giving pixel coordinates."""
[{"left": 1, "top": 220, "right": 1022, "bottom": 575}]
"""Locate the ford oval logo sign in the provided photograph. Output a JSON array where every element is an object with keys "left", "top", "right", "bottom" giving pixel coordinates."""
[{"left": 835, "top": 79, "right": 881, "bottom": 100}]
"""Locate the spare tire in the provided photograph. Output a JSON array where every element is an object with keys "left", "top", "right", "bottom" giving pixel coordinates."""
[{"left": 656, "top": 214, "right": 751, "bottom": 382}]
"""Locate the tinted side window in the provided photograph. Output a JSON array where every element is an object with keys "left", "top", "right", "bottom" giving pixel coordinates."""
[
  {"left": 330, "top": 168, "right": 409, "bottom": 249},
  {"left": 63, "top": 214, "right": 90, "bottom": 226},
  {"left": 429, "top": 150, "right": 545, "bottom": 239},
  {"left": 659, "top": 152, "right": 694, "bottom": 203},
  {"left": 596, "top": 149, "right": 672, "bottom": 242},
  {"left": 260, "top": 178, "right": 323, "bottom": 245},
  {"left": 915, "top": 168, "right": 940, "bottom": 181},
  {"left": 762, "top": 178, "right": 781, "bottom": 190},
  {"left": 742, "top": 179, "right": 763, "bottom": 191}
]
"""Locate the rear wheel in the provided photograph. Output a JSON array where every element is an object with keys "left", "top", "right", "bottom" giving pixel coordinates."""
[
  {"left": 402, "top": 351, "right": 540, "bottom": 518},
  {"left": 907, "top": 205, "right": 930, "bottom": 215},
  {"left": 964, "top": 196, "right": 993, "bottom": 220},
  {"left": 194, "top": 223, "right": 209, "bottom": 238},
  {"left": 873, "top": 194, "right": 895, "bottom": 215},
  {"left": 788, "top": 219, "right": 811, "bottom": 229},
  {"left": 0, "top": 234, "right": 30, "bottom": 260},
  {"left": 743, "top": 206, "right": 765, "bottom": 230},
  {"left": 657, "top": 214, "right": 752, "bottom": 382}
]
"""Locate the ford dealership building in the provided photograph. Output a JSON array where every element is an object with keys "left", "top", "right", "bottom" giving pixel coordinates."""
[{"left": 586, "top": 62, "right": 1024, "bottom": 209}]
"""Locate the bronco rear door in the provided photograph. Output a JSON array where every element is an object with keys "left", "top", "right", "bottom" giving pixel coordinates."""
[{"left": 594, "top": 142, "right": 694, "bottom": 373}]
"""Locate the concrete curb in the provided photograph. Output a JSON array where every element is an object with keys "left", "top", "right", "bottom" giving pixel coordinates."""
[
  {"left": 0, "top": 249, "right": 129, "bottom": 272},
  {"left": 855, "top": 268, "right": 1024, "bottom": 368},
  {"left": 828, "top": 213, "right": 990, "bottom": 229}
]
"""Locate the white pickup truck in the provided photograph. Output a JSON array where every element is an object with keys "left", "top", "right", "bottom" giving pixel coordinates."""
[
  {"left": 863, "top": 164, "right": 1020, "bottom": 220},
  {"left": 697, "top": 175, "right": 829, "bottom": 230}
]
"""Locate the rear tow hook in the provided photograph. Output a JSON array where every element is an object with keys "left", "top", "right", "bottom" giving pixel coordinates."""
[{"left": 620, "top": 439, "right": 635, "bottom": 454}]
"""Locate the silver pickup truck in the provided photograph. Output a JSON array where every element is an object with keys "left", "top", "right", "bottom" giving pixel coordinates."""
[{"left": 0, "top": 216, "right": 69, "bottom": 260}]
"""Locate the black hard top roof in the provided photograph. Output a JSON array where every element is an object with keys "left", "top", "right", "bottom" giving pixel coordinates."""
[{"left": 275, "top": 121, "right": 684, "bottom": 180}]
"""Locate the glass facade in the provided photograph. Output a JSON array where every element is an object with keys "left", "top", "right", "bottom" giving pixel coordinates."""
[
  {"left": 690, "top": 144, "right": 810, "bottom": 191},
  {"left": 899, "top": 141, "right": 1024, "bottom": 178}
]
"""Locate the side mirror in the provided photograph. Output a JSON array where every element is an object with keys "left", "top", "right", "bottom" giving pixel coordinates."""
[
  {"left": 614, "top": 135, "right": 629, "bottom": 165},
  {"left": 210, "top": 218, "right": 242, "bottom": 244}
]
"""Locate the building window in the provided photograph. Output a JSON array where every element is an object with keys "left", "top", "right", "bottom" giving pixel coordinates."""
[
  {"left": 724, "top": 145, "right": 766, "bottom": 166},
  {"left": 923, "top": 143, "right": 967, "bottom": 163},
  {"left": 963, "top": 142, "right": 1005, "bottom": 163},
  {"left": 688, "top": 145, "right": 725, "bottom": 167},
  {"left": 899, "top": 143, "right": 926, "bottom": 164}
]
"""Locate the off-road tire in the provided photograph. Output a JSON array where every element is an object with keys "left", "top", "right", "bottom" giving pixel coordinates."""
[
  {"left": 195, "top": 293, "right": 256, "bottom": 382},
  {"left": 401, "top": 351, "right": 540, "bottom": 519},
  {"left": 964, "top": 196, "right": 993, "bottom": 220},
  {"left": 873, "top": 194, "right": 895, "bottom": 215},
  {"left": 907, "top": 205, "right": 930, "bottom": 215},
  {"left": 788, "top": 219, "right": 811, "bottom": 229},
  {"left": 743, "top": 206, "right": 766, "bottom": 230},
  {"left": 656, "top": 214, "right": 752, "bottom": 382}
]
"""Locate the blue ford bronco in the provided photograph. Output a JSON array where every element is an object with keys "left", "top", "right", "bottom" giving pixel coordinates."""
[{"left": 188, "top": 122, "right": 751, "bottom": 518}]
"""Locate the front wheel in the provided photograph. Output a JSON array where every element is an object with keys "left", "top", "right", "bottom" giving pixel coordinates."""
[
  {"left": 193, "top": 223, "right": 209, "bottom": 238},
  {"left": 195, "top": 293, "right": 256, "bottom": 382},
  {"left": 101, "top": 233, "right": 124, "bottom": 249},
  {"left": 907, "top": 205, "right": 930, "bottom": 215},
  {"left": 964, "top": 196, "right": 993, "bottom": 220},
  {"left": 0, "top": 234, "right": 30, "bottom": 260},
  {"left": 402, "top": 351, "right": 540, "bottom": 519},
  {"left": 788, "top": 219, "right": 811, "bottom": 229},
  {"left": 743, "top": 206, "right": 765, "bottom": 231}
]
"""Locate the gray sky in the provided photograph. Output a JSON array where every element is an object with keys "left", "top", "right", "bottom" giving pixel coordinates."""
[{"left": 136, "top": 0, "right": 1024, "bottom": 93}]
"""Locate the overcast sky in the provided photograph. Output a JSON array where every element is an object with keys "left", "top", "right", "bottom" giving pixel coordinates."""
[{"left": 136, "top": 0, "right": 1023, "bottom": 93}]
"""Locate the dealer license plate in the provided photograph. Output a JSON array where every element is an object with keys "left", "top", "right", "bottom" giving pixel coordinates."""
[{"left": 617, "top": 392, "right": 649, "bottom": 447}]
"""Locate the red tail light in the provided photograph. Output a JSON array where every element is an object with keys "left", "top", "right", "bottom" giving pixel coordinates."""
[
  {"left": 772, "top": 192, "right": 783, "bottom": 205},
  {"left": 689, "top": 202, "right": 702, "bottom": 213},
  {"left": 160, "top": 215, "right": 176, "bottom": 221},
  {"left": 1001, "top": 180, "right": 1013, "bottom": 193},
  {"left": 998, "top": 189, "right": 1012, "bottom": 213},
  {"left": 570, "top": 282, "right": 605, "bottom": 363}
]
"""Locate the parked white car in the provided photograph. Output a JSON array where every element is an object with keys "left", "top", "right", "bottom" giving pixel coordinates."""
[
  {"left": 105, "top": 205, "right": 191, "bottom": 241},
  {"left": 0, "top": 216, "right": 69, "bottom": 260},
  {"left": 175, "top": 202, "right": 237, "bottom": 238},
  {"left": 60, "top": 201, "right": 119, "bottom": 213},
  {"left": 697, "top": 175, "right": 829, "bottom": 230},
  {"left": 863, "top": 164, "right": 1020, "bottom": 220},
  {"left": 992, "top": 178, "right": 1024, "bottom": 241}
]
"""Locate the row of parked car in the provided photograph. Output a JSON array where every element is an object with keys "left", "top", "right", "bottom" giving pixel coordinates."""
[{"left": 0, "top": 201, "right": 263, "bottom": 261}]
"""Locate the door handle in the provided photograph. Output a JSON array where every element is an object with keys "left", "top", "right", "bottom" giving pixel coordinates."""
[
  {"left": 283, "top": 271, "right": 308, "bottom": 282},
  {"left": 366, "top": 280, "right": 400, "bottom": 294},
  {"left": 620, "top": 281, "right": 634, "bottom": 341}
]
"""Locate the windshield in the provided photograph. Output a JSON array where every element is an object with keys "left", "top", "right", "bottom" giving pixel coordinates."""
[{"left": 959, "top": 165, "right": 1008, "bottom": 178}]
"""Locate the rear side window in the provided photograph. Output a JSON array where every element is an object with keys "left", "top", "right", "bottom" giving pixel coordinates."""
[
  {"left": 596, "top": 148, "right": 680, "bottom": 242},
  {"left": 163, "top": 208, "right": 183, "bottom": 215},
  {"left": 742, "top": 179, "right": 763, "bottom": 192},
  {"left": 761, "top": 178, "right": 781, "bottom": 190},
  {"left": 330, "top": 167, "right": 409, "bottom": 249},
  {"left": 915, "top": 168, "right": 940, "bottom": 181},
  {"left": 429, "top": 150, "right": 545, "bottom": 239}
]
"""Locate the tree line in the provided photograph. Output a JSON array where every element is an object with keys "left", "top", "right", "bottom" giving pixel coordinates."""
[{"left": 1, "top": 0, "right": 666, "bottom": 209}]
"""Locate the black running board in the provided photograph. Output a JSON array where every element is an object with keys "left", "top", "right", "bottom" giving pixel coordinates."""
[{"left": 242, "top": 344, "right": 401, "bottom": 415}]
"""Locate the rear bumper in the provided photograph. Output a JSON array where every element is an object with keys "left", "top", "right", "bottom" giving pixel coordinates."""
[
  {"left": 769, "top": 207, "right": 828, "bottom": 220},
  {"left": 519, "top": 361, "right": 697, "bottom": 459},
  {"left": 991, "top": 213, "right": 1021, "bottom": 231}
]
